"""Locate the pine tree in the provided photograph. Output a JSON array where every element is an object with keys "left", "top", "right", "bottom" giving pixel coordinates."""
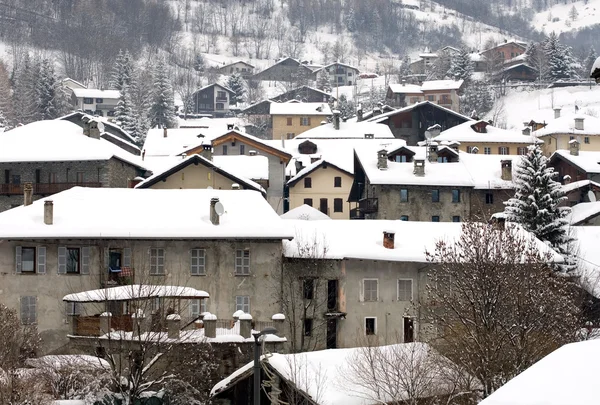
[
  {"left": 13, "top": 54, "right": 39, "bottom": 125},
  {"left": 584, "top": 46, "right": 597, "bottom": 76},
  {"left": 149, "top": 57, "right": 177, "bottom": 129},
  {"left": 459, "top": 81, "right": 493, "bottom": 117},
  {"left": 115, "top": 83, "right": 136, "bottom": 136},
  {"left": 447, "top": 48, "right": 474, "bottom": 82},
  {"left": 504, "top": 144, "right": 575, "bottom": 273},
  {"left": 0, "top": 60, "right": 15, "bottom": 129},
  {"left": 36, "top": 59, "right": 58, "bottom": 120},
  {"left": 131, "top": 59, "right": 154, "bottom": 145},
  {"left": 544, "top": 33, "right": 579, "bottom": 81},
  {"left": 110, "top": 50, "right": 135, "bottom": 92},
  {"left": 316, "top": 69, "right": 332, "bottom": 92},
  {"left": 226, "top": 73, "right": 246, "bottom": 106}
]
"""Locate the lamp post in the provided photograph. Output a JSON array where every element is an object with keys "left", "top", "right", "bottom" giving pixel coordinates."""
[{"left": 253, "top": 326, "right": 278, "bottom": 405}]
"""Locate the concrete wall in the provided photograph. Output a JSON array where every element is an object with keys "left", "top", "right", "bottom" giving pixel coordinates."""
[
  {"left": 540, "top": 133, "right": 600, "bottom": 157},
  {"left": 271, "top": 115, "right": 326, "bottom": 140}
]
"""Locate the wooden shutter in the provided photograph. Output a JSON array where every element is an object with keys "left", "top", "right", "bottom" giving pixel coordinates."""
[
  {"left": 20, "top": 297, "right": 29, "bottom": 322},
  {"left": 81, "top": 247, "right": 90, "bottom": 275},
  {"left": 20, "top": 296, "right": 36, "bottom": 324},
  {"left": 37, "top": 247, "right": 46, "bottom": 274},
  {"left": 58, "top": 247, "right": 67, "bottom": 274},
  {"left": 15, "top": 246, "right": 22, "bottom": 274},
  {"left": 123, "top": 248, "right": 132, "bottom": 267}
]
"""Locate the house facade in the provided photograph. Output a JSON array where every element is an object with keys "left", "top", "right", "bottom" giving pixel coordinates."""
[
  {"left": 316, "top": 62, "right": 360, "bottom": 86},
  {"left": 533, "top": 113, "right": 600, "bottom": 156},
  {"left": 70, "top": 88, "right": 120, "bottom": 118},
  {"left": 270, "top": 102, "right": 332, "bottom": 140},
  {"left": 549, "top": 149, "right": 600, "bottom": 184},
  {"left": 192, "top": 83, "right": 236, "bottom": 118},
  {"left": 385, "top": 83, "right": 424, "bottom": 108},
  {"left": 218, "top": 61, "right": 255, "bottom": 77},
  {"left": 252, "top": 57, "right": 317, "bottom": 83}
]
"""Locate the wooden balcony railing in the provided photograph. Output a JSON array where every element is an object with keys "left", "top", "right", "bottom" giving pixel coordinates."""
[{"left": 0, "top": 182, "right": 102, "bottom": 195}]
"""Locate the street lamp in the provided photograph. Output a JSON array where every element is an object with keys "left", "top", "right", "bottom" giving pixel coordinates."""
[{"left": 253, "top": 327, "right": 278, "bottom": 405}]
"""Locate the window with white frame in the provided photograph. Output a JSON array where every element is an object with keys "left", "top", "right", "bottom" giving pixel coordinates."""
[
  {"left": 190, "top": 299, "right": 207, "bottom": 318},
  {"left": 235, "top": 249, "right": 250, "bottom": 275},
  {"left": 16, "top": 246, "right": 46, "bottom": 274},
  {"left": 363, "top": 279, "right": 378, "bottom": 302},
  {"left": 484, "top": 147, "right": 491, "bottom": 155},
  {"left": 150, "top": 248, "right": 165, "bottom": 275},
  {"left": 300, "top": 117, "right": 311, "bottom": 126},
  {"left": 235, "top": 295, "right": 250, "bottom": 313},
  {"left": 20, "top": 296, "right": 36, "bottom": 324},
  {"left": 398, "top": 279, "right": 413, "bottom": 301},
  {"left": 190, "top": 248, "right": 206, "bottom": 275}
]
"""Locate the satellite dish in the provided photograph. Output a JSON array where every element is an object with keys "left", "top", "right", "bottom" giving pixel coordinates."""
[
  {"left": 424, "top": 130, "right": 432, "bottom": 140},
  {"left": 207, "top": 186, "right": 213, "bottom": 190},
  {"left": 215, "top": 201, "right": 225, "bottom": 216},
  {"left": 588, "top": 190, "right": 597, "bottom": 202}
]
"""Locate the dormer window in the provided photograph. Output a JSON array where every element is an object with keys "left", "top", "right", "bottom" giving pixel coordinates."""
[{"left": 364, "top": 134, "right": 374, "bottom": 139}]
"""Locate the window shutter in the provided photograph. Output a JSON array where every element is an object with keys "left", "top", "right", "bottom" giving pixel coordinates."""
[
  {"left": 20, "top": 297, "right": 28, "bottom": 321},
  {"left": 37, "top": 247, "right": 46, "bottom": 274},
  {"left": 30, "top": 296, "right": 37, "bottom": 324},
  {"left": 81, "top": 247, "right": 90, "bottom": 275},
  {"left": 15, "top": 246, "right": 22, "bottom": 274},
  {"left": 58, "top": 246, "right": 67, "bottom": 274},
  {"left": 123, "top": 248, "right": 132, "bottom": 267}
]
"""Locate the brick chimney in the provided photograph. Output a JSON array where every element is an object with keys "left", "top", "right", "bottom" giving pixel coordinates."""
[
  {"left": 167, "top": 313, "right": 181, "bottom": 339},
  {"left": 23, "top": 182, "right": 33, "bottom": 206},
  {"left": 563, "top": 174, "right": 572, "bottom": 185},
  {"left": 44, "top": 200, "right": 53, "bottom": 225},
  {"left": 210, "top": 197, "right": 220, "bottom": 225},
  {"left": 501, "top": 160, "right": 512, "bottom": 181},
  {"left": 239, "top": 313, "right": 252, "bottom": 338},
  {"left": 575, "top": 117, "right": 584, "bottom": 131},
  {"left": 570, "top": 139, "right": 580, "bottom": 156},
  {"left": 377, "top": 149, "right": 388, "bottom": 170},
  {"left": 413, "top": 159, "right": 425, "bottom": 176},
  {"left": 554, "top": 108, "right": 561, "bottom": 119},
  {"left": 383, "top": 231, "right": 395, "bottom": 249}
]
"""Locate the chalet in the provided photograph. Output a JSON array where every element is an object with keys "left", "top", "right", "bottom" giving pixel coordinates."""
[
  {"left": 548, "top": 149, "right": 600, "bottom": 184},
  {"left": 0, "top": 120, "right": 147, "bottom": 212},
  {"left": 421, "top": 79, "right": 464, "bottom": 112},
  {"left": 533, "top": 112, "right": 600, "bottom": 156},
  {"left": 480, "top": 40, "right": 527, "bottom": 65},
  {"left": 192, "top": 83, "right": 236, "bottom": 118},
  {"left": 69, "top": 88, "right": 120, "bottom": 118},
  {"left": 498, "top": 62, "right": 537, "bottom": 82},
  {"left": 252, "top": 57, "right": 317, "bottom": 83},
  {"left": 386, "top": 82, "right": 423, "bottom": 108},
  {"left": 218, "top": 60, "right": 255, "bottom": 77},
  {"left": 270, "top": 102, "right": 331, "bottom": 140},
  {"left": 315, "top": 62, "right": 360, "bottom": 86}
]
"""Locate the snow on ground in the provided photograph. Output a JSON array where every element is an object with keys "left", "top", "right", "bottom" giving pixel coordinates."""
[{"left": 531, "top": 0, "right": 600, "bottom": 35}]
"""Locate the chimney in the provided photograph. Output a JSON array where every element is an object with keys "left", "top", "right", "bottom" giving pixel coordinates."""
[
  {"left": 227, "top": 123, "right": 234, "bottom": 131},
  {"left": 333, "top": 109, "right": 341, "bottom": 130},
  {"left": 89, "top": 121, "right": 101, "bottom": 139},
  {"left": 563, "top": 174, "right": 572, "bottom": 185},
  {"left": 163, "top": 127, "right": 168, "bottom": 138},
  {"left": 281, "top": 132, "right": 286, "bottom": 149},
  {"left": 167, "top": 313, "right": 181, "bottom": 339},
  {"left": 210, "top": 197, "right": 220, "bottom": 225},
  {"left": 200, "top": 144, "right": 213, "bottom": 160},
  {"left": 44, "top": 200, "right": 53, "bottom": 225},
  {"left": 569, "top": 139, "right": 580, "bottom": 156},
  {"left": 357, "top": 106, "right": 363, "bottom": 122},
  {"left": 575, "top": 117, "right": 584, "bottom": 131},
  {"left": 24, "top": 182, "right": 33, "bottom": 206},
  {"left": 383, "top": 231, "right": 395, "bottom": 249},
  {"left": 272, "top": 313, "right": 285, "bottom": 337},
  {"left": 522, "top": 127, "right": 531, "bottom": 135},
  {"left": 377, "top": 149, "right": 388, "bottom": 170},
  {"left": 554, "top": 108, "right": 561, "bottom": 119},
  {"left": 428, "top": 144, "right": 438, "bottom": 162},
  {"left": 203, "top": 313, "right": 217, "bottom": 338},
  {"left": 249, "top": 150, "right": 257, "bottom": 156},
  {"left": 231, "top": 183, "right": 240, "bottom": 190},
  {"left": 239, "top": 313, "right": 252, "bottom": 339},
  {"left": 413, "top": 159, "right": 425, "bottom": 176},
  {"left": 128, "top": 176, "right": 144, "bottom": 188},
  {"left": 428, "top": 124, "right": 441, "bottom": 138},
  {"left": 501, "top": 160, "right": 513, "bottom": 181}
]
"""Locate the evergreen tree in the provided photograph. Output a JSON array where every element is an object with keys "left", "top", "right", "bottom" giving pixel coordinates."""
[
  {"left": 447, "top": 48, "right": 474, "bottom": 82},
  {"left": 584, "top": 46, "right": 597, "bottom": 77},
  {"left": 131, "top": 59, "right": 154, "bottom": 145},
  {"left": 13, "top": 54, "right": 39, "bottom": 125},
  {"left": 115, "top": 82, "right": 136, "bottom": 136},
  {"left": 36, "top": 59, "right": 60, "bottom": 120},
  {"left": 0, "top": 60, "right": 15, "bottom": 129},
  {"left": 427, "top": 49, "right": 452, "bottom": 80},
  {"left": 226, "top": 73, "right": 246, "bottom": 106},
  {"left": 110, "top": 50, "right": 135, "bottom": 91},
  {"left": 149, "top": 57, "right": 177, "bottom": 129},
  {"left": 544, "top": 33, "right": 578, "bottom": 81},
  {"left": 459, "top": 81, "right": 494, "bottom": 117},
  {"left": 504, "top": 144, "right": 575, "bottom": 273},
  {"left": 525, "top": 41, "right": 547, "bottom": 82},
  {"left": 336, "top": 94, "right": 355, "bottom": 119},
  {"left": 316, "top": 69, "right": 332, "bottom": 92}
]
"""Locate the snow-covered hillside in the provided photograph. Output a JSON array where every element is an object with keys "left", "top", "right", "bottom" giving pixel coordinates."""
[{"left": 532, "top": 0, "right": 600, "bottom": 35}]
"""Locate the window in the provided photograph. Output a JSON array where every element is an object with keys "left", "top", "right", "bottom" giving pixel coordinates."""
[
  {"left": 334, "top": 177, "right": 342, "bottom": 187},
  {"left": 363, "top": 279, "right": 378, "bottom": 302},
  {"left": 20, "top": 296, "right": 36, "bottom": 325},
  {"left": 517, "top": 147, "right": 528, "bottom": 155},
  {"left": 223, "top": 145, "right": 228, "bottom": 155},
  {"left": 66, "top": 302, "right": 82, "bottom": 316},
  {"left": 437, "top": 156, "right": 448, "bottom": 163},
  {"left": 334, "top": 198, "right": 343, "bottom": 213},
  {"left": 21, "top": 247, "right": 36, "bottom": 272},
  {"left": 452, "top": 189, "right": 461, "bottom": 203},
  {"left": 483, "top": 147, "right": 491, "bottom": 155},
  {"left": 303, "top": 198, "right": 313, "bottom": 206},
  {"left": 150, "top": 248, "right": 165, "bottom": 275},
  {"left": 498, "top": 146, "right": 509, "bottom": 155},
  {"left": 395, "top": 155, "right": 408, "bottom": 162},
  {"left": 286, "top": 117, "right": 293, "bottom": 126},
  {"left": 235, "top": 295, "right": 250, "bottom": 313},
  {"left": 95, "top": 98, "right": 104, "bottom": 103},
  {"left": 304, "top": 177, "right": 312, "bottom": 188},
  {"left": 286, "top": 133, "right": 295, "bottom": 139},
  {"left": 398, "top": 279, "right": 413, "bottom": 301},
  {"left": 569, "top": 136, "right": 575, "bottom": 141},
  {"left": 431, "top": 189, "right": 439, "bottom": 202},
  {"left": 67, "top": 248, "right": 80, "bottom": 274},
  {"left": 216, "top": 103, "right": 225, "bottom": 110},
  {"left": 400, "top": 189, "right": 408, "bottom": 202},
  {"left": 190, "top": 299, "right": 207, "bottom": 318},
  {"left": 107, "top": 110, "right": 116, "bottom": 117},
  {"left": 365, "top": 317, "right": 376, "bottom": 335},
  {"left": 76, "top": 172, "right": 84, "bottom": 182},
  {"left": 11, "top": 174, "right": 20, "bottom": 185},
  {"left": 303, "top": 318, "right": 313, "bottom": 336},
  {"left": 585, "top": 137, "right": 590, "bottom": 144},
  {"left": 48, "top": 172, "right": 57, "bottom": 183},
  {"left": 485, "top": 193, "right": 494, "bottom": 204},
  {"left": 452, "top": 216, "right": 461, "bottom": 222},
  {"left": 300, "top": 117, "right": 311, "bottom": 126},
  {"left": 427, "top": 95, "right": 435, "bottom": 101},
  {"left": 303, "top": 279, "right": 314, "bottom": 300},
  {"left": 190, "top": 248, "right": 206, "bottom": 275},
  {"left": 217, "top": 91, "right": 227, "bottom": 100},
  {"left": 235, "top": 249, "right": 250, "bottom": 275},
  {"left": 400, "top": 215, "right": 409, "bottom": 221},
  {"left": 83, "top": 97, "right": 93, "bottom": 104},
  {"left": 432, "top": 216, "right": 440, "bottom": 222},
  {"left": 35, "top": 169, "right": 41, "bottom": 183}
]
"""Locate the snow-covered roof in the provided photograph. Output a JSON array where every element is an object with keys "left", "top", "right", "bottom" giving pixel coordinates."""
[
  {"left": 71, "top": 88, "right": 120, "bottom": 99},
  {"left": 280, "top": 204, "right": 332, "bottom": 220},
  {"left": 533, "top": 114, "right": 600, "bottom": 137},
  {"left": 562, "top": 179, "right": 600, "bottom": 194},
  {"left": 591, "top": 57, "right": 600, "bottom": 76},
  {"left": 213, "top": 155, "right": 269, "bottom": 180},
  {"left": 287, "top": 159, "right": 352, "bottom": 186},
  {"left": 25, "top": 355, "right": 109, "bottom": 371},
  {"left": 220, "top": 60, "right": 255, "bottom": 69},
  {"left": 388, "top": 83, "right": 423, "bottom": 94},
  {"left": 0, "top": 120, "right": 145, "bottom": 169},
  {"left": 143, "top": 127, "right": 225, "bottom": 157},
  {"left": 421, "top": 79, "right": 464, "bottom": 91},
  {"left": 58, "top": 111, "right": 139, "bottom": 146},
  {"left": 317, "top": 62, "right": 360, "bottom": 72},
  {"left": 435, "top": 120, "right": 541, "bottom": 144},
  {"left": 479, "top": 340, "right": 600, "bottom": 405},
  {"left": 212, "top": 343, "right": 472, "bottom": 402},
  {"left": 63, "top": 285, "right": 208, "bottom": 302},
  {"left": 269, "top": 102, "right": 331, "bottom": 116},
  {"left": 568, "top": 202, "right": 600, "bottom": 226},
  {"left": 368, "top": 101, "right": 472, "bottom": 124},
  {"left": 0, "top": 188, "right": 294, "bottom": 240},
  {"left": 574, "top": 226, "right": 600, "bottom": 297},
  {"left": 194, "top": 82, "right": 235, "bottom": 95},
  {"left": 551, "top": 150, "right": 600, "bottom": 174},
  {"left": 295, "top": 121, "right": 395, "bottom": 139}
]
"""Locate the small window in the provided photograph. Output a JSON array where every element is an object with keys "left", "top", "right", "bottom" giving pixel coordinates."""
[
  {"left": 432, "top": 189, "right": 439, "bottom": 202},
  {"left": 216, "top": 103, "right": 225, "bottom": 110},
  {"left": 300, "top": 117, "right": 311, "bottom": 126},
  {"left": 304, "top": 177, "right": 312, "bottom": 188},
  {"left": 432, "top": 216, "right": 440, "bottom": 222},
  {"left": 303, "top": 279, "right": 314, "bottom": 300},
  {"left": 303, "top": 318, "right": 313, "bottom": 336},
  {"left": 400, "top": 215, "right": 409, "bottom": 221},
  {"left": 398, "top": 279, "right": 413, "bottom": 301},
  {"left": 303, "top": 198, "right": 313, "bottom": 207},
  {"left": 452, "top": 189, "right": 461, "bottom": 203},
  {"left": 363, "top": 279, "right": 378, "bottom": 302},
  {"left": 485, "top": 193, "right": 494, "bottom": 204},
  {"left": 452, "top": 216, "right": 461, "bottom": 222},
  {"left": 427, "top": 95, "right": 435, "bottom": 101},
  {"left": 484, "top": 147, "right": 491, "bottom": 155},
  {"left": 240, "top": 145, "right": 245, "bottom": 155},
  {"left": 83, "top": 97, "right": 93, "bottom": 104},
  {"left": 66, "top": 302, "right": 82, "bottom": 316},
  {"left": 191, "top": 248, "right": 206, "bottom": 275},
  {"left": 150, "top": 248, "right": 165, "bottom": 275},
  {"left": 20, "top": 296, "right": 37, "bottom": 325},
  {"left": 365, "top": 317, "right": 376, "bottom": 335},
  {"left": 21, "top": 247, "right": 36, "bottom": 273},
  {"left": 400, "top": 189, "right": 408, "bottom": 202},
  {"left": 517, "top": 147, "right": 528, "bottom": 155},
  {"left": 12, "top": 175, "right": 20, "bottom": 185},
  {"left": 107, "top": 110, "right": 116, "bottom": 117},
  {"left": 66, "top": 248, "right": 80, "bottom": 274},
  {"left": 569, "top": 136, "right": 575, "bottom": 141},
  {"left": 334, "top": 177, "right": 342, "bottom": 187},
  {"left": 585, "top": 137, "right": 590, "bottom": 144},
  {"left": 333, "top": 198, "right": 343, "bottom": 213},
  {"left": 235, "top": 249, "right": 250, "bottom": 275},
  {"left": 95, "top": 98, "right": 104, "bottom": 103},
  {"left": 190, "top": 299, "right": 207, "bottom": 318},
  {"left": 286, "top": 117, "right": 293, "bottom": 126},
  {"left": 498, "top": 146, "right": 509, "bottom": 155},
  {"left": 395, "top": 155, "right": 408, "bottom": 162},
  {"left": 223, "top": 145, "right": 228, "bottom": 155},
  {"left": 235, "top": 295, "right": 250, "bottom": 313}
]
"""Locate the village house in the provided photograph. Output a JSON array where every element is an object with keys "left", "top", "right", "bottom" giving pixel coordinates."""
[
  {"left": 548, "top": 148, "right": 600, "bottom": 184},
  {"left": 0, "top": 187, "right": 294, "bottom": 353},
  {"left": 69, "top": 88, "right": 120, "bottom": 118},
  {"left": 385, "top": 80, "right": 464, "bottom": 112},
  {"left": 62, "top": 77, "right": 87, "bottom": 91},
  {"left": 385, "top": 82, "right": 424, "bottom": 108},
  {"left": 532, "top": 110, "right": 600, "bottom": 156},
  {"left": 480, "top": 40, "right": 527, "bottom": 65},
  {"left": 0, "top": 120, "right": 146, "bottom": 212},
  {"left": 218, "top": 60, "right": 255, "bottom": 77},
  {"left": 252, "top": 57, "right": 317, "bottom": 83},
  {"left": 270, "top": 101, "right": 332, "bottom": 140},
  {"left": 192, "top": 83, "right": 236, "bottom": 118},
  {"left": 315, "top": 62, "right": 360, "bottom": 86}
]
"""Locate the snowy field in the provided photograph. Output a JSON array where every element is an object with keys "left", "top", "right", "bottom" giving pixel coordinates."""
[{"left": 531, "top": 0, "right": 600, "bottom": 35}]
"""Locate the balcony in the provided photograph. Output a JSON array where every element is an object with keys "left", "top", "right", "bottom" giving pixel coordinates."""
[
  {"left": 350, "top": 207, "right": 365, "bottom": 220},
  {"left": 0, "top": 182, "right": 102, "bottom": 195},
  {"left": 358, "top": 198, "right": 378, "bottom": 214},
  {"left": 215, "top": 97, "right": 228, "bottom": 102}
]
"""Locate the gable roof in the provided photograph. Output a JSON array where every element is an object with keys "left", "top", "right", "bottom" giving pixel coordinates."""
[
  {"left": 435, "top": 120, "right": 541, "bottom": 144},
  {"left": 269, "top": 102, "right": 331, "bottom": 116},
  {"left": 533, "top": 114, "right": 600, "bottom": 137},
  {"left": 134, "top": 154, "right": 266, "bottom": 195},
  {"left": 194, "top": 83, "right": 235, "bottom": 96},
  {"left": 219, "top": 60, "right": 255, "bottom": 69},
  {"left": 316, "top": 61, "right": 360, "bottom": 72},
  {"left": 421, "top": 79, "right": 464, "bottom": 91},
  {"left": 59, "top": 111, "right": 139, "bottom": 147},
  {"left": 550, "top": 150, "right": 600, "bottom": 174},
  {"left": 568, "top": 202, "right": 600, "bottom": 226},
  {"left": 388, "top": 83, "right": 423, "bottom": 94},
  {"left": 296, "top": 121, "right": 395, "bottom": 139},
  {"left": 368, "top": 101, "right": 472, "bottom": 124},
  {"left": 287, "top": 159, "right": 353, "bottom": 187},
  {"left": 211, "top": 130, "right": 292, "bottom": 161},
  {"left": 71, "top": 88, "right": 120, "bottom": 99},
  {"left": 271, "top": 85, "right": 335, "bottom": 102},
  {"left": 481, "top": 40, "right": 527, "bottom": 54}
]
